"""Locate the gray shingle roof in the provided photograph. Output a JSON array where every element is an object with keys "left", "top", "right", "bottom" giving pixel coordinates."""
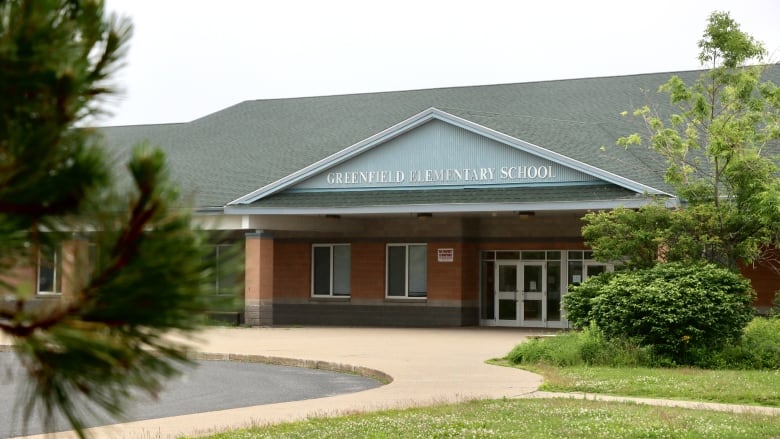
[{"left": 95, "top": 68, "right": 780, "bottom": 209}]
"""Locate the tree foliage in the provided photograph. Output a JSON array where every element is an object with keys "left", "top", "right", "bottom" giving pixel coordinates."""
[
  {"left": 584, "top": 11, "right": 780, "bottom": 273},
  {"left": 0, "top": 1, "right": 216, "bottom": 436}
]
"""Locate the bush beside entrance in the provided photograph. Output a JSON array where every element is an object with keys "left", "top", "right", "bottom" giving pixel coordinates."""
[
  {"left": 560, "top": 262, "right": 755, "bottom": 366},
  {"left": 508, "top": 317, "right": 780, "bottom": 370}
]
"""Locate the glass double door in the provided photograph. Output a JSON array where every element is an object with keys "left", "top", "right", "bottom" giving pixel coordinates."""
[{"left": 495, "top": 261, "right": 546, "bottom": 327}]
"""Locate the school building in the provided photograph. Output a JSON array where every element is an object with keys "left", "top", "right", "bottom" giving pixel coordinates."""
[{"left": 39, "top": 70, "right": 780, "bottom": 327}]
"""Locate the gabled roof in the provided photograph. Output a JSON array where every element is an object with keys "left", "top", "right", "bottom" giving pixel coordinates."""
[
  {"left": 95, "top": 68, "right": 780, "bottom": 209},
  {"left": 229, "top": 108, "right": 669, "bottom": 206}
]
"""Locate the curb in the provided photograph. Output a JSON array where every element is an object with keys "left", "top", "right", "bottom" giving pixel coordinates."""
[
  {"left": 0, "top": 344, "right": 394, "bottom": 385},
  {"left": 192, "top": 351, "right": 394, "bottom": 385}
]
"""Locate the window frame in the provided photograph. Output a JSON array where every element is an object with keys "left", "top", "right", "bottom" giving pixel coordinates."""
[
  {"left": 311, "top": 243, "right": 351, "bottom": 297},
  {"left": 566, "top": 250, "right": 614, "bottom": 286},
  {"left": 211, "top": 243, "right": 236, "bottom": 296},
  {"left": 385, "top": 243, "right": 427, "bottom": 299},
  {"left": 37, "top": 245, "right": 62, "bottom": 295}
]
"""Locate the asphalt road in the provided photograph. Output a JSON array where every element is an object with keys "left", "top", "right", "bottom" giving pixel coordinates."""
[{"left": 0, "top": 351, "right": 381, "bottom": 438}]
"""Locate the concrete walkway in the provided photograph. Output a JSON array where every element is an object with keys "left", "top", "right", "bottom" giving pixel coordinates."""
[
  {"left": 6, "top": 326, "right": 780, "bottom": 439},
  {"left": 6, "top": 327, "right": 544, "bottom": 439}
]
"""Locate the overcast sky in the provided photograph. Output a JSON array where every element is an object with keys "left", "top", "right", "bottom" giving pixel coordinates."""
[{"left": 99, "top": 0, "right": 780, "bottom": 127}]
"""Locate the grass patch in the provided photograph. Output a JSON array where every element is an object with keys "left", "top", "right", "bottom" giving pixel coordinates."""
[
  {"left": 506, "top": 325, "right": 659, "bottom": 368},
  {"left": 507, "top": 318, "right": 780, "bottom": 370},
  {"left": 530, "top": 364, "right": 780, "bottom": 406},
  {"left": 191, "top": 398, "right": 780, "bottom": 439},
  {"left": 501, "top": 319, "right": 780, "bottom": 407}
]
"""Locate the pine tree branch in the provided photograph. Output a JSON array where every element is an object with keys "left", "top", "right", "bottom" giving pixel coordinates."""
[{"left": 0, "top": 184, "right": 160, "bottom": 336}]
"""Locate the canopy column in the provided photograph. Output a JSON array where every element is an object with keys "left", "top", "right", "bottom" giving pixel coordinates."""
[{"left": 244, "top": 230, "right": 274, "bottom": 326}]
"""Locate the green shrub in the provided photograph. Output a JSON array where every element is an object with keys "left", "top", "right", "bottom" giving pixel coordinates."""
[
  {"left": 771, "top": 290, "right": 780, "bottom": 317},
  {"left": 587, "top": 262, "right": 754, "bottom": 364},
  {"left": 507, "top": 332, "right": 585, "bottom": 367},
  {"left": 507, "top": 324, "right": 655, "bottom": 367},
  {"left": 562, "top": 272, "right": 615, "bottom": 329},
  {"left": 508, "top": 317, "right": 780, "bottom": 370},
  {"left": 744, "top": 317, "right": 780, "bottom": 367},
  {"left": 697, "top": 317, "right": 780, "bottom": 369}
]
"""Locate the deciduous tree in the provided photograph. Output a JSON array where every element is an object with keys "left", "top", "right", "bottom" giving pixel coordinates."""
[{"left": 583, "top": 11, "right": 780, "bottom": 273}]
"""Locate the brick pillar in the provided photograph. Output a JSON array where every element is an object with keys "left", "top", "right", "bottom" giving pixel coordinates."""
[
  {"left": 245, "top": 231, "right": 274, "bottom": 326},
  {"left": 60, "top": 237, "right": 90, "bottom": 304}
]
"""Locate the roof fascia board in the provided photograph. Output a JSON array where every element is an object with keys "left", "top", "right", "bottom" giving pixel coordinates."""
[
  {"left": 225, "top": 197, "right": 678, "bottom": 216},
  {"left": 229, "top": 107, "right": 670, "bottom": 206}
]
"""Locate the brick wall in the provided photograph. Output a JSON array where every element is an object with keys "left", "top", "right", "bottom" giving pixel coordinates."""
[
  {"left": 351, "top": 242, "right": 385, "bottom": 300},
  {"left": 460, "top": 241, "right": 479, "bottom": 302},
  {"left": 740, "top": 263, "right": 780, "bottom": 310},
  {"left": 273, "top": 242, "right": 310, "bottom": 300},
  {"left": 244, "top": 233, "right": 274, "bottom": 325},
  {"left": 428, "top": 241, "right": 465, "bottom": 302}
]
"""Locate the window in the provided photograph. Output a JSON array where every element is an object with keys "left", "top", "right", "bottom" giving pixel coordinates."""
[
  {"left": 208, "top": 244, "right": 236, "bottom": 295},
  {"left": 567, "top": 250, "right": 611, "bottom": 286},
  {"left": 386, "top": 244, "right": 427, "bottom": 298},
  {"left": 312, "top": 244, "right": 350, "bottom": 296},
  {"left": 37, "top": 246, "right": 61, "bottom": 295}
]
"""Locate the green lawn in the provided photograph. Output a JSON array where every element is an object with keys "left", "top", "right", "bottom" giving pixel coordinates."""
[
  {"left": 193, "top": 398, "right": 780, "bottom": 439},
  {"left": 190, "top": 362, "right": 780, "bottom": 439},
  {"left": 496, "top": 360, "right": 780, "bottom": 406}
]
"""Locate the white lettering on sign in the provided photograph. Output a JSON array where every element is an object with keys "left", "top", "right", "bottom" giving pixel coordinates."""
[
  {"left": 326, "top": 170, "right": 406, "bottom": 185},
  {"left": 499, "top": 165, "right": 553, "bottom": 179},
  {"left": 325, "top": 165, "right": 555, "bottom": 186}
]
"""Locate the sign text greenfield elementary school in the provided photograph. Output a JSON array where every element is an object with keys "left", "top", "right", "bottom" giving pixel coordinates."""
[{"left": 325, "top": 165, "right": 556, "bottom": 185}]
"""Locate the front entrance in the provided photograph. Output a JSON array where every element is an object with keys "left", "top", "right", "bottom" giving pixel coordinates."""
[
  {"left": 495, "top": 261, "right": 546, "bottom": 327},
  {"left": 480, "top": 250, "right": 611, "bottom": 328}
]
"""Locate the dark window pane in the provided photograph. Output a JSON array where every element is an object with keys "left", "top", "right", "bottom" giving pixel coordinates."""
[
  {"left": 523, "top": 300, "right": 542, "bottom": 320},
  {"left": 313, "top": 247, "right": 331, "bottom": 295},
  {"left": 332, "top": 245, "right": 350, "bottom": 295},
  {"left": 387, "top": 246, "right": 406, "bottom": 296},
  {"left": 498, "top": 265, "right": 517, "bottom": 292},
  {"left": 38, "top": 248, "right": 58, "bottom": 293},
  {"left": 481, "top": 261, "right": 495, "bottom": 319},
  {"left": 568, "top": 261, "right": 583, "bottom": 285},
  {"left": 38, "top": 260, "right": 55, "bottom": 292},
  {"left": 408, "top": 245, "right": 427, "bottom": 297},
  {"left": 216, "top": 245, "right": 235, "bottom": 295},
  {"left": 204, "top": 246, "right": 218, "bottom": 293},
  {"left": 521, "top": 251, "right": 545, "bottom": 260},
  {"left": 523, "top": 265, "right": 543, "bottom": 292},
  {"left": 498, "top": 298, "right": 516, "bottom": 320},
  {"left": 547, "top": 261, "right": 561, "bottom": 321},
  {"left": 481, "top": 251, "right": 495, "bottom": 261},
  {"left": 586, "top": 264, "right": 606, "bottom": 278}
]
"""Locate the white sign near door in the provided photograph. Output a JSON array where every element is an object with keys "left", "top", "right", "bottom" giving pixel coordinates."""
[{"left": 437, "top": 248, "right": 454, "bottom": 262}]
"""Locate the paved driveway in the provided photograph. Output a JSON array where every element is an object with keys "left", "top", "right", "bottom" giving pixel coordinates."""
[
  {"left": 5, "top": 327, "right": 543, "bottom": 439},
  {"left": 0, "top": 352, "right": 380, "bottom": 438}
]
